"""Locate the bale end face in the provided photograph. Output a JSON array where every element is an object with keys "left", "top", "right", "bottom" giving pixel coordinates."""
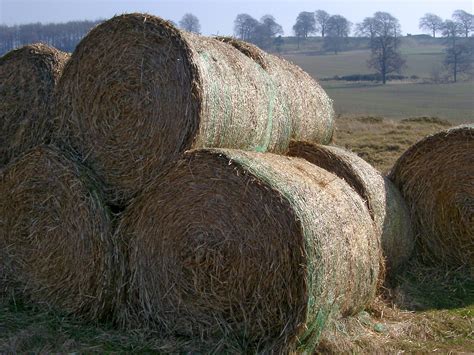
[
  {"left": 389, "top": 125, "right": 474, "bottom": 267},
  {"left": 118, "top": 149, "right": 379, "bottom": 352},
  {"left": 0, "top": 145, "right": 116, "bottom": 319},
  {"left": 0, "top": 43, "right": 69, "bottom": 165}
]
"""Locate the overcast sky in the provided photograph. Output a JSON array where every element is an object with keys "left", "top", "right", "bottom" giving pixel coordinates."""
[{"left": 1, "top": 0, "right": 472, "bottom": 35}]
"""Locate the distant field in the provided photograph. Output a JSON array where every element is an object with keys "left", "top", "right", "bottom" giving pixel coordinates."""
[
  {"left": 280, "top": 37, "right": 473, "bottom": 123},
  {"left": 282, "top": 37, "right": 446, "bottom": 78},
  {"left": 322, "top": 81, "right": 474, "bottom": 123}
]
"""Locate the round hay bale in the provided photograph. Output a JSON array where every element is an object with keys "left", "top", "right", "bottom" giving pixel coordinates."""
[
  {"left": 0, "top": 43, "right": 69, "bottom": 166},
  {"left": 389, "top": 125, "right": 473, "bottom": 266},
  {"left": 288, "top": 141, "right": 414, "bottom": 274},
  {"left": 54, "top": 13, "right": 333, "bottom": 205},
  {"left": 216, "top": 37, "right": 335, "bottom": 144},
  {"left": 0, "top": 145, "right": 115, "bottom": 319},
  {"left": 118, "top": 149, "right": 379, "bottom": 352}
]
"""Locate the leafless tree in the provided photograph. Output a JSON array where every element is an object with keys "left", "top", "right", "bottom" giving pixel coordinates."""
[
  {"left": 293, "top": 12, "right": 316, "bottom": 39},
  {"left": 179, "top": 13, "right": 201, "bottom": 34},
  {"left": 234, "top": 14, "right": 259, "bottom": 42},
  {"left": 324, "top": 15, "right": 352, "bottom": 54},
  {"left": 452, "top": 10, "right": 473, "bottom": 38},
  {"left": 357, "top": 12, "right": 406, "bottom": 84},
  {"left": 315, "top": 10, "right": 330, "bottom": 38},
  {"left": 442, "top": 20, "right": 472, "bottom": 82},
  {"left": 419, "top": 13, "right": 444, "bottom": 37}
]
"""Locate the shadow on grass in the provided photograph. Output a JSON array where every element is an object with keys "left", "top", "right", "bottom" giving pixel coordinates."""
[{"left": 389, "top": 261, "right": 474, "bottom": 312}]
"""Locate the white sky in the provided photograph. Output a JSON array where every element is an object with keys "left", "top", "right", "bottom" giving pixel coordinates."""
[{"left": 1, "top": 0, "right": 472, "bottom": 36}]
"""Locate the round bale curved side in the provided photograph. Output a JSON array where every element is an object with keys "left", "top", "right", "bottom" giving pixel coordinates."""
[
  {"left": 0, "top": 44, "right": 69, "bottom": 165},
  {"left": 54, "top": 13, "right": 336, "bottom": 205},
  {"left": 117, "top": 149, "right": 380, "bottom": 353},
  {"left": 389, "top": 125, "right": 473, "bottom": 267},
  {"left": 0, "top": 146, "right": 116, "bottom": 319},
  {"left": 288, "top": 141, "right": 414, "bottom": 275},
  {"left": 215, "top": 37, "right": 335, "bottom": 144}
]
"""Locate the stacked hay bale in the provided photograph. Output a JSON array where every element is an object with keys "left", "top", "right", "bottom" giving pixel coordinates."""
[
  {"left": 117, "top": 149, "right": 380, "bottom": 352},
  {"left": 216, "top": 37, "right": 334, "bottom": 144},
  {"left": 389, "top": 125, "right": 473, "bottom": 267},
  {"left": 0, "top": 146, "right": 116, "bottom": 319},
  {"left": 54, "top": 13, "right": 335, "bottom": 205},
  {"left": 0, "top": 14, "right": 397, "bottom": 352},
  {"left": 0, "top": 43, "right": 69, "bottom": 165},
  {"left": 288, "top": 141, "right": 414, "bottom": 275}
]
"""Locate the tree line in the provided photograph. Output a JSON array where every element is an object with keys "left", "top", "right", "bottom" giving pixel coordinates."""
[
  {"left": 1, "top": 10, "right": 472, "bottom": 83},
  {"left": 0, "top": 20, "right": 102, "bottom": 55}
]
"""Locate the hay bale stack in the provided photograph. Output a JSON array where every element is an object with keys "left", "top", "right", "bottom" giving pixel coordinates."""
[
  {"left": 216, "top": 37, "right": 334, "bottom": 144},
  {"left": 0, "top": 146, "right": 115, "bottom": 319},
  {"left": 0, "top": 44, "right": 69, "bottom": 165},
  {"left": 118, "top": 149, "right": 380, "bottom": 352},
  {"left": 288, "top": 141, "right": 414, "bottom": 274},
  {"left": 389, "top": 125, "right": 473, "bottom": 266},
  {"left": 54, "top": 13, "right": 334, "bottom": 205}
]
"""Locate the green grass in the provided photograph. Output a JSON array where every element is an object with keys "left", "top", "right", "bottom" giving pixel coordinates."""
[
  {"left": 280, "top": 36, "right": 474, "bottom": 122},
  {"left": 281, "top": 36, "right": 447, "bottom": 78},
  {"left": 322, "top": 81, "right": 474, "bottom": 123}
]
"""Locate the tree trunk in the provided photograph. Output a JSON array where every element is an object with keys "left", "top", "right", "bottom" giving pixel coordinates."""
[{"left": 454, "top": 57, "right": 457, "bottom": 83}]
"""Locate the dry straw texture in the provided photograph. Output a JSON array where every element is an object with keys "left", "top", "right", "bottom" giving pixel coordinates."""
[
  {"left": 288, "top": 141, "right": 414, "bottom": 274},
  {"left": 117, "top": 149, "right": 379, "bottom": 352},
  {"left": 216, "top": 37, "right": 335, "bottom": 144},
  {"left": 0, "top": 146, "right": 116, "bottom": 320},
  {"left": 389, "top": 125, "right": 473, "bottom": 267},
  {"left": 0, "top": 43, "right": 69, "bottom": 166},
  {"left": 54, "top": 13, "right": 334, "bottom": 205}
]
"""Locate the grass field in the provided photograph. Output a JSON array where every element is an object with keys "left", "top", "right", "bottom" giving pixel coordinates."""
[
  {"left": 322, "top": 81, "right": 474, "bottom": 122},
  {"left": 1, "top": 116, "right": 473, "bottom": 353},
  {"left": 282, "top": 36, "right": 474, "bottom": 122}
]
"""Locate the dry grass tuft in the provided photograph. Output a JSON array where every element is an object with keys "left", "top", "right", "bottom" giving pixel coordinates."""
[
  {"left": 288, "top": 141, "right": 414, "bottom": 275},
  {"left": 116, "top": 149, "right": 380, "bottom": 352},
  {"left": 333, "top": 115, "right": 454, "bottom": 173},
  {"left": 389, "top": 124, "right": 474, "bottom": 267},
  {"left": 0, "top": 43, "right": 69, "bottom": 166},
  {"left": 0, "top": 145, "right": 116, "bottom": 320},
  {"left": 54, "top": 14, "right": 334, "bottom": 205}
]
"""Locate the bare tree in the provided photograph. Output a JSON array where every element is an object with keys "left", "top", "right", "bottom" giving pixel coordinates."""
[
  {"left": 452, "top": 10, "right": 473, "bottom": 38},
  {"left": 233, "top": 14, "right": 283, "bottom": 50},
  {"left": 444, "top": 43, "right": 472, "bottom": 82},
  {"left": 356, "top": 17, "right": 377, "bottom": 40},
  {"left": 419, "top": 13, "right": 444, "bottom": 37},
  {"left": 323, "top": 15, "right": 352, "bottom": 54},
  {"left": 442, "top": 20, "right": 472, "bottom": 82},
  {"left": 357, "top": 12, "right": 405, "bottom": 84},
  {"left": 315, "top": 10, "right": 330, "bottom": 38},
  {"left": 443, "top": 19, "right": 463, "bottom": 45},
  {"left": 253, "top": 15, "right": 284, "bottom": 49},
  {"left": 234, "top": 14, "right": 259, "bottom": 41},
  {"left": 179, "top": 13, "right": 201, "bottom": 34},
  {"left": 293, "top": 11, "right": 316, "bottom": 40}
]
